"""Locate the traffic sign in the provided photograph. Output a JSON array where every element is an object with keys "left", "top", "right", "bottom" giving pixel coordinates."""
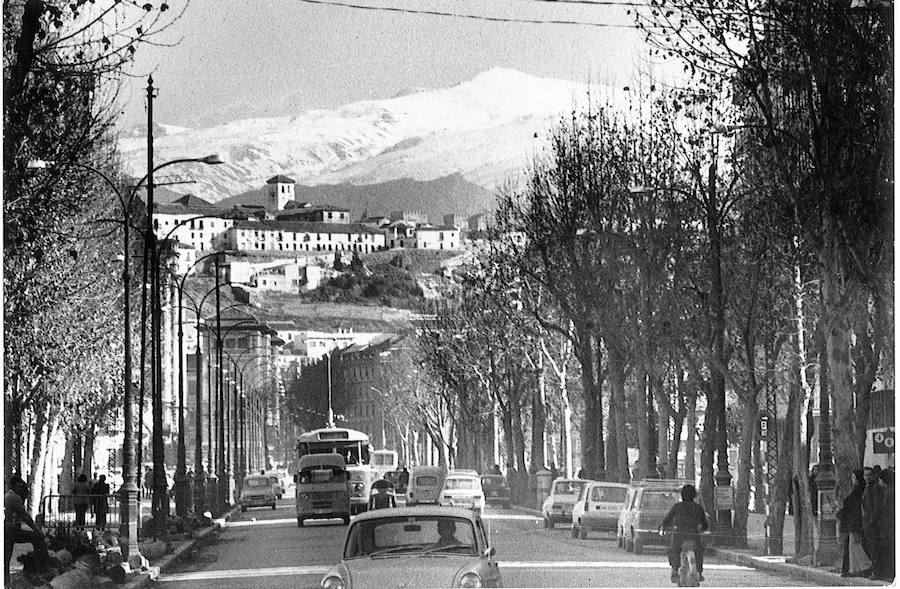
[{"left": 873, "top": 429, "right": 895, "bottom": 454}]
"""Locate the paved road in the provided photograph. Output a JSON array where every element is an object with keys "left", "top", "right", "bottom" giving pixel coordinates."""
[{"left": 156, "top": 498, "right": 822, "bottom": 588}]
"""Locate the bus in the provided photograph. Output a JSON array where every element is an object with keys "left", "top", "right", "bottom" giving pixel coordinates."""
[
  {"left": 297, "top": 427, "right": 377, "bottom": 514},
  {"left": 371, "top": 449, "right": 399, "bottom": 480}
]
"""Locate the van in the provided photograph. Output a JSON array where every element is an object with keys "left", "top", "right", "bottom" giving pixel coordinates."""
[
  {"left": 571, "top": 481, "right": 629, "bottom": 539},
  {"left": 405, "top": 466, "right": 445, "bottom": 506},
  {"left": 295, "top": 453, "right": 351, "bottom": 527}
]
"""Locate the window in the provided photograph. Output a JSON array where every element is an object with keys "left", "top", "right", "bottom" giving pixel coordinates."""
[
  {"left": 328, "top": 212, "right": 333, "bottom": 219},
  {"left": 199, "top": 220, "right": 204, "bottom": 229}
]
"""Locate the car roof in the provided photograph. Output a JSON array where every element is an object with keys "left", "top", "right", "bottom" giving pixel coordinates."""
[
  {"left": 586, "top": 481, "right": 629, "bottom": 488},
  {"left": 244, "top": 475, "right": 272, "bottom": 481},
  {"left": 480, "top": 474, "right": 505, "bottom": 480},
  {"left": 552, "top": 477, "right": 588, "bottom": 484},
  {"left": 351, "top": 505, "right": 478, "bottom": 523}
]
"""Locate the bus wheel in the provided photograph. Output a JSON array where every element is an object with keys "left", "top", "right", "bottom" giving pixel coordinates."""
[
  {"left": 297, "top": 517, "right": 304, "bottom": 527},
  {"left": 343, "top": 515, "right": 350, "bottom": 525}
]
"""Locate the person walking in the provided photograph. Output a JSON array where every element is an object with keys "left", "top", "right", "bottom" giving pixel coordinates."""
[
  {"left": 143, "top": 466, "right": 153, "bottom": 500},
  {"left": 808, "top": 465, "right": 819, "bottom": 516},
  {"left": 862, "top": 467, "right": 885, "bottom": 580},
  {"left": 837, "top": 470, "right": 872, "bottom": 577},
  {"left": 879, "top": 468, "right": 894, "bottom": 581},
  {"left": 91, "top": 475, "right": 110, "bottom": 530},
  {"left": 72, "top": 474, "right": 92, "bottom": 529},
  {"left": 5, "top": 476, "right": 50, "bottom": 584}
]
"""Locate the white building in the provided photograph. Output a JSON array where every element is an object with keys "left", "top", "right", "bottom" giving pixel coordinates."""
[
  {"left": 224, "top": 220, "right": 386, "bottom": 254},
  {"left": 415, "top": 225, "right": 460, "bottom": 250},
  {"left": 152, "top": 194, "right": 237, "bottom": 252}
]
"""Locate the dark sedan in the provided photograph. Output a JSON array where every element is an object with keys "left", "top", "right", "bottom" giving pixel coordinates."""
[{"left": 480, "top": 475, "right": 511, "bottom": 509}]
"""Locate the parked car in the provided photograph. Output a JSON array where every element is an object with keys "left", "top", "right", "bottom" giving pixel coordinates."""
[
  {"left": 406, "top": 466, "right": 445, "bottom": 506},
  {"left": 541, "top": 478, "right": 587, "bottom": 528},
  {"left": 321, "top": 506, "right": 502, "bottom": 589},
  {"left": 617, "top": 479, "right": 692, "bottom": 554},
  {"left": 268, "top": 475, "right": 284, "bottom": 499},
  {"left": 480, "top": 475, "right": 511, "bottom": 509},
  {"left": 570, "top": 481, "right": 629, "bottom": 539},
  {"left": 238, "top": 474, "right": 278, "bottom": 512},
  {"left": 439, "top": 473, "right": 485, "bottom": 514}
]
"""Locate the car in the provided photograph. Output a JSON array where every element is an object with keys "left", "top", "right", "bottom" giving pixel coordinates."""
[
  {"left": 439, "top": 473, "right": 485, "bottom": 514},
  {"left": 541, "top": 478, "right": 587, "bottom": 528},
  {"left": 238, "top": 474, "right": 277, "bottom": 512},
  {"left": 480, "top": 475, "right": 511, "bottom": 509},
  {"left": 406, "top": 466, "right": 445, "bottom": 506},
  {"left": 570, "top": 481, "right": 629, "bottom": 539},
  {"left": 617, "top": 479, "right": 693, "bottom": 554},
  {"left": 321, "top": 506, "right": 502, "bottom": 589}
]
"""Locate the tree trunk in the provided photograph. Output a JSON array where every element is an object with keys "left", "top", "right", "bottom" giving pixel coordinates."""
[
  {"left": 732, "top": 393, "right": 758, "bottom": 548},
  {"left": 685, "top": 391, "right": 696, "bottom": 480},
  {"left": 43, "top": 416, "right": 60, "bottom": 498},
  {"left": 60, "top": 436, "right": 76, "bottom": 496},
  {"left": 82, "top": 424, "right": 96, "bottom": 479},
  {"left": 501, "top": 405, "right": 515, "bottom": 472},
  {"left": 657, "top": 390, "right": 669, "bottom": 477},
  {"left": 5, "top": 383, "right": 22, "bottom": 481},
  {"left": 576, "top": 330, "right": 605, "bottom": 477},
  {"left": 530, "top": 366, "right": 547, "bottom": 471},
  {"left": 609, "top": 346, "right": 630, "bottom": 483},
  {"left": 511, "top": 394, "right": 527, "bottom": 474},
  {"left": 768, "top": 384, "right": 799, "bottom": 556},
  {"left": 27, "top": 400, "right": 50, "bottom": 517},
  {"left": 634, "top": 363, "right": 652, "bottom": 480},
  {"left": 700, "top": 383, "right": 717, "bottom": 523}
]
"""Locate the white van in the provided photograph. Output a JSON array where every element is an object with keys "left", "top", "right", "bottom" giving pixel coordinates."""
[{"left": 405, "top": 466, "right": 445, "bottom": 506}]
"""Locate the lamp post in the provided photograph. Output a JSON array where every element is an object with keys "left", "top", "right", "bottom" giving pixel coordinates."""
[{"left": 164, "top": 250, "right": 240, "bottom": 517}]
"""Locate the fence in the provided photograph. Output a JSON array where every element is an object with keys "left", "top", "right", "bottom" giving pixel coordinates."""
[{"left": 39, "top": 494, "right": 122, "bottom": 532}]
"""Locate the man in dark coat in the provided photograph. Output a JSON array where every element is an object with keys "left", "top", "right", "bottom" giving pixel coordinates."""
[{"left": 862, "top": 467, "right": 885, "bottom": 579}]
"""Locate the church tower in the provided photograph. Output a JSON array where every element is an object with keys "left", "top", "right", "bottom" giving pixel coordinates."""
[{"left": 266, "top": 174, "right": 296, "bottom": 211}]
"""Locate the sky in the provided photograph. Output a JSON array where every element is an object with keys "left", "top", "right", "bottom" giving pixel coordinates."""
[{"left": 120, "top": 0, "right": 648, "bottom": 130}]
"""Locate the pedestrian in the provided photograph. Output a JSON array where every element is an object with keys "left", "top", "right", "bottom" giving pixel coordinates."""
[
  {"left": 577, "top": 468, "right": 587, "bottom": 480},
  {"left": 862, "top": 466, "right": 885, "bottom": 580},
  {"left": 143, "top": 466, "right": 153, "bottom": 499},
  {"left": 91, "top": 475, "right": 110, "bottom": 530},
  {"left": 399, "top": 467, "right": 409, "bottom": 489},
  {"left": 491, "top": 464, "right": 502, "bottom": 476},
  {"left": 808, "top": 465, "right": 819, "bottom": 516},
  {"left": 879, "top": 468, "right": 894, "bottom": 581},
  {"left": 72, "top": 474, "right": 92, "bottom": 529},
  {"left": 550, "top": 463, "right": 559, "bottom": 481},
  {"left": 837, "top": 470, "right": 871, "bottom": 578},
  {"left": 5, "top": 475, "right": 50, "bottom": 584}
]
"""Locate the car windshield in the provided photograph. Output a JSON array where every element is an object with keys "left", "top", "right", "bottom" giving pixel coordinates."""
[
  {"left": 445, "top": 478, "right": 475, "bottom": 490},
  {"left": 344, "top": 516, "right": 477, "bottom": 558},
  {"left": 298, "top": 468, "right": 345, "bottom": 484},
  {"left": 641, "top": 490, "right": 679, "bottom": 509},
  {"left": 554, "top": 481, "right": 585, "bottom": 495},
  {"left": 244, "top": 478, "right": 270, "bottom": 488},
  {"left": 592, "top": 486, "right": 627, "bottom": 502},
  {"left": 416, "top": 475, "right": 438, "bottom": 486}
]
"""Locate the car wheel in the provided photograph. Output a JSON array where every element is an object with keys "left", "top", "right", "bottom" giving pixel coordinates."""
[
  {"left": 271, "top": 503, "right": 277, "bottom": 510},
  {"left": 626, "top": 531, "right": 634, "bottom": 552},
  {"left": 543, "top": 516, "right": 551, "bottom": 529},
  {"left": 297, "top": 517, "right": 304, "bottom": 527},
  {"left": 633, "top": 532, "right": 644, "bottom": 555},
  {"left": 503, "top": 502, "right": 511, "bottom": 509},
  {"left": 579, "top": 525, "right": 588, "bottom": 540},
  {"left": 617, "top": 530, "right": 624, "bottom": 548},
  {"left": 343, "top": 515, "right": 350, "bottom": 525},
  {"left": 241, "top": 506, "right": 247, "bottom": 513},
  {"left": 571, "top": 523, "right": 579, "bottom": 538}
]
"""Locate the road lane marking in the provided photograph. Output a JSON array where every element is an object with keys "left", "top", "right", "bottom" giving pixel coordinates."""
[
  {"left": 157, "top": 560, "right": 753, "bottom": 583},
  {"left": 158, "top": 566, "right": 329, "bottom": 582},
  {"left": 482, "top": 514, "right": 543, "bottom": 521},
  {"left": 500, "top": 561, "right": 754, "bottom": 571},
  {"left": 225, "top": 518, "right": 298, "bottom": 527}
]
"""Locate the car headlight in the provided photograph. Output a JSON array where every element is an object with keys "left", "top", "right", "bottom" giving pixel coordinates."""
[
  {"left": 300, "top": 493, "right": 309, "bottom": 501},
  {"left": 322, "top": 575, "right": 345, "bottom": 589},
  {"left": 458, "top": 572, "right": 482, "bottom": 588}
]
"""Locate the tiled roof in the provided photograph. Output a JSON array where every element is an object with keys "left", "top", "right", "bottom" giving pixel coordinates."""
[
  {"left": 230, "top": 219, "right": 385, "bottom": 236},
  {"left": 266, "top": 175, "right": 296, "bottom": 184},
  {"left": 416, "top": 225, "right": 459, "bottom": 232}
]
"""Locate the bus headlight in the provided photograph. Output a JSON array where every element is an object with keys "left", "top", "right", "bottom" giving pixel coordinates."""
[{"left": 300, "top": 493, "right": 309, "bottom": 501}]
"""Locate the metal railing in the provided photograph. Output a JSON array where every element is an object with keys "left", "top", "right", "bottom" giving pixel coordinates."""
[{"left": 39, "top": 494, "right": 122, "bottom": 532}]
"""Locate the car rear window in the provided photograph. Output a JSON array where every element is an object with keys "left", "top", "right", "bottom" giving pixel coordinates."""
[
  {"left": 445, "top": 478, "right": 475, "bottom": 490},
  {"left": 592, "top": 486, "right": 627, "bottom": 503},
  {"left": 481, "top": 477, "right": 508, "bottom": 489},
  {"left": 554, "top": 481, "right": 585, "bottom": 494},
  {"left": 416, "top": 475, "right": 438, "bottom": 486},
  {"left": 244, "top": 478, "right": 270, "bottom": 488},
  {"left": 641, "top": 490, "right": 679, "bottom": 509}
]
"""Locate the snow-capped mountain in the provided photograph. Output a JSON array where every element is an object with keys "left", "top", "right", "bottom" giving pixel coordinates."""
[{"left": 118, "top": 68, "right": 622, "bottom": 203}]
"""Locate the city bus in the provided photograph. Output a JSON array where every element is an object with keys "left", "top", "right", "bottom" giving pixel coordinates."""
[
  {"left": 297, "top": 427, "right": 376, "bottom": 514},
  {"left": 371, "top": 449, "right": 399, "bottom": 480}
]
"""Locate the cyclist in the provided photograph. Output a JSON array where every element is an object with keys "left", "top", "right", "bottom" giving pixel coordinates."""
[{"left": 660, "top": 484, "right": 709, "bottom": 584}]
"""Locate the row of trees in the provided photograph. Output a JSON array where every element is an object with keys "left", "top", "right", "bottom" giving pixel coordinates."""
[
  {"left": 4, "top": 0, "right": 183, "bottom": 513},
  {"left": 406, "top": 0, "right": 892, "bottom": 557}
]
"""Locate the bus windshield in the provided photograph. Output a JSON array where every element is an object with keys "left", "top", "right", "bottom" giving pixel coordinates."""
[{"left": 299, "top": 441, "right": 370, "bottom": 466}]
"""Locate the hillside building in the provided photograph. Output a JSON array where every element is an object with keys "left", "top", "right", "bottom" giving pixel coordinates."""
[
  {"left": 390, "top": 210, "right": 429, "bottom": 225},
  {"left": 152, "top": 194, "right": 238, "bottom": 251},
  {"left": 442, "top": 214, "right": 464, "bottom": 229},
  {"left": 266, "top": 175, "right": 296, "bottom": 211},
  {"left": 223, "top": 220, "right": 385, "bottom": 254},
  {"left": 468, "top": 213, "right": 488, "bottom": 232},
  {"left": 384, "top": 221, "right": 417, "bottom": 249},
  {"left": 415, "top": 225, "right": 460, "bottom": 250},
  {"left": 277, "top": 202, "right": 351, "bottom": 223}
]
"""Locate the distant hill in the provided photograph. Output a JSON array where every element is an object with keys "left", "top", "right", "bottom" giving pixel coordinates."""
[{"left": 217, "top": 173, "right": 495, "bottom": 223}]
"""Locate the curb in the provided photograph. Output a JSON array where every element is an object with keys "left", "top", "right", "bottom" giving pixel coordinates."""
[
  {"left": 706, "top": 547, "right": 887, "bottom": 587},
  {"left": 123, "top": 506, "right": 241, "bottom": 589}
]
